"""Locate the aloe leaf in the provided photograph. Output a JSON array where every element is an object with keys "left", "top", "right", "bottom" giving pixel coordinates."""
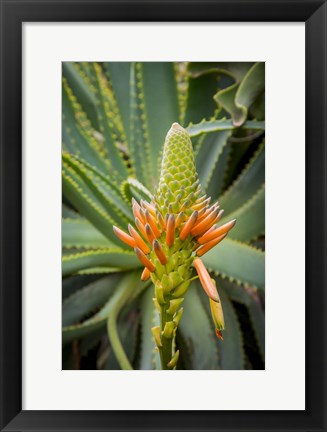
[
  {"left": 62, "top": 62, "right": 99, "bottom": 130},
  {"left": 103, "top": 62, "right": 131, "bottom": 141},
  {"left": 235, "top": 62, "right": 265, "bottom": 121},
  {"left": 247, "top": 290, "right": 265, "bottom": 359},
  {"left": 62, "top": 344, "right": 76, "bottom": 370},
  {"left": 218, "top": 277, "right": 251, "bottom": 303},
  {"left": 120, "top": 177, "right": 153, "bottom": 204},
  {"left": 139, "top": 285, "right": 162, "bottom": 370},
  {"left": 218, "top": 287, "right": 245, "bottom": 369},
  {"left": 129, "top": 62, "right": 152, "bottom": 188},
  {"left": 106, "top": 273, "right": 148, "bottom": 370},
  {"left": 203, "top": 238, "right": 265, "bottom": 290},
  {"left": 105, "top": 301, "right": 140, "bottom": 370},
  {"left": 187, "top": 119, "right": 265, "bottom": 138},
  {"left": 92, "top": 63, "right": 129, "bottom": 179},
  {"left": 195, "top": 130, "right": 231, "bottom": 191},
  {"left": 178, "top": 284, "right": 220, "bottom": 369},
  {"left": 131, "top": 62, "right": 179, "bottom": 190},
  {"left": 220, "top": 278, "right": 265, "bottom": 359},
  {"left": 77, "top": 267, "right": 122, "bottom": 275},
  {"left": 188, "top": 62, "right": 254, "bottom": 80},
  {"left": 62, "top": 204, "right": 80, "bottom": 219},
  {"left": 78, "top": 62, "right": 98, "bottom": 85},
  {"left": 62, "top": 167, "right": 122, "bottom": 245},
  {"left": 62, "top": 274, "right": 122, "bottom": 326},
  {"left": 62, "top": 272, "right": 145, "bottom": 344},
  {"left": 63, "top": 159, "right": 103, "bottom": 207},
  {"left": 105, "top": 298, "right": 140, "bottom": 370},
  {"left": 65, "top": 152, "right": 132, "bottom": 220},
  {"left": 62, "top": 79, "right": 108, "bottom": 171},
  {"left": 63, "top": 153, "right": 132, "bottom": 226},
  {"left": 187, "top": 62, "right": 223, "bottom": 77},
  {"left": 142, "top": 62, "right": 180, "bottom": 182},
  {"left": 215, "top": 63, "right": 264, "bottom": 127},
  {"left": 206, "top": 140, "right": 232, "bottom": 200},
  {"left": 214, "top": 82, "right": 245, "bottom": 127},
  {"left": 196, "top": 281, "right": 245, "bottom": 369},
  {"left": 63, "top": 273, "right": 101, "bottom": 299},
  {"left": 184, "top": 72, "right": 218, "bottom": 126},
  {"left": 188, "top": 62, "right": 258, "bottom": 126},
  {"left": 223, "top": 185, "right": 265, "bottom": 242},
  {"left": 80, "top": 327, "right": 107, "bottom": 360},
  {"left": 249, "top": 92, "right": 265, "bottom": 121},
  {"left": 62, "top": 218, "right": 113, "bottom": 249},
  {"left": 62, "top": 249, "right": 141, "bottom": 276},
  {"left": 219, "top": 143, "right": 265, "bottom": 214}
]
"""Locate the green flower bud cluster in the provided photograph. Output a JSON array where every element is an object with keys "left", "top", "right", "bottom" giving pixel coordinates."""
[{"left": 155, "top": 123, "right": 201, "bottom": 215}]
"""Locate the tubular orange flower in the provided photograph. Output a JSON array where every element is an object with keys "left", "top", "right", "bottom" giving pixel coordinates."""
[
  {"left": 113, "top": 226, "right": 137, "bottom": 248},
  {"left": 134, "top": 247, "right": 156, "bottom": 272},
  {"left": 197, "top": 206, "right": 209, "bottom": 218},
  {"left": 153, "top": 239, "right": 168, "bottom": 265},
  {"left": 135, "top": 217, "right": 148, "bottom": 240},
  {"left": 195, "top": 194, "right": 207, "bottom": 204},
  {"left": 145, "top": 209, "right": 161, "bottom": 237},
  {"left": 191, "top": 207, "right": 220, "bottom": 237},
  {"left": 156, "top": 210, "right": 165, "bottom": 230},
  {"left": 166, "top": 214, "right": 175, "bottom": 247},
  {"left": 141, "top": 267, "right": 151, "bottom": 281},
  {"left": 179, "top": 210, "right": 198, "bottom": 240},
  {"left": 141, "top": 200, "right": 156, "bottom": 217},
  {"left": 197, "top": 219, "right": 236, "bottom": 244},
  {"left": 196, "top": 233, "right": 227, "bottom": 257},
  {"left": 175, "top": 212, "right": 185, "bottom": 228},
  {"left": 145, "top": 223, "right": 157, "bottom": 244},
  {"left": 193, "top": 257, "right": 220, "bottom": 302},
  {"left": 132, "top": 199, "right": 146, "bottom": 224},
  {"left": 128, "top": 224, "right": 150, "bottom": 254},
  {"left": 192, "top": 197, "right": 211, "bottom": 211},
  {"left": 196, "top": 225, "right": 216, "bottom": 241}
]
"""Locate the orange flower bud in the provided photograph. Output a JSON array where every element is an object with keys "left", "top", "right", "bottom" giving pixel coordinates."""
[
  {"left": 196, "top": 233, "right": 227, "bottom": 257},
  {"left": 134, "top": 247, "right": 156, "bottom": 272},
  {"left": 197, "top": 219, "right": 236, "bottom": 244},
  {"left": 141, "top": 267, "right": 151, "bottom": 281},
  {"left": 166, "top": 214, "right": 175, "bottom": 247},
  {"left": 113, "top": 226, "right": 137, "bottom": 248},
  {"left": 193, "top": 257, "right": 219, "bottom": 302},
  {"left": 145, "top": 209, "right": 161, "bottom": 237},
  {"left": 128, "top": 224, "right": 150, "bottom": 254},
  {"left": 179, "top": 211, "right": 198, "bottom": 240},
  {"left": 153, "top": 239, "right": 167, "bottom": 265}
]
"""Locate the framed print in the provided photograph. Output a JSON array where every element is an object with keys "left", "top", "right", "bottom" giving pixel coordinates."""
[{"left": 0, "top": 0, "right": 326, "bottom": 431}]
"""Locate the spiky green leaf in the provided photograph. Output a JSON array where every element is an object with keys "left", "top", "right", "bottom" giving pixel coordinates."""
[
  {"left": 62, "top": 249, "right": 141, "bottom": 276},
  {"left": 178, "top": 284, "right": 220, "bottom": 369},
  {"left": 203, "top": 239, "right": 265, "bottom": 290}
]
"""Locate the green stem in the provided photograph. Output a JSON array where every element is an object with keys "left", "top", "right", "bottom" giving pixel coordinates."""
[{"left": 159, "top": 302, "right": 173, "bottom": 370}]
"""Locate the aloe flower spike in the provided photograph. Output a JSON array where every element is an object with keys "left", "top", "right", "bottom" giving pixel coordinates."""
[{"left": 113, "top": 122, "right": 236, "bottom": 369}]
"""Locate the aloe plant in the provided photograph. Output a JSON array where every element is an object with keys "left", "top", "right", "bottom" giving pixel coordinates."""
[{"left": 62, "top": 62, "right": 265, "bottom": 370}]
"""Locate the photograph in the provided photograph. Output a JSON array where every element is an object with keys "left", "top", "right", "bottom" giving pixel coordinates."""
[
  {"left": 62, "top": 61, "right": 265, "bottom": 371},
  {"left": 2, "top": 0, "right": 327, "bottom": 428}
]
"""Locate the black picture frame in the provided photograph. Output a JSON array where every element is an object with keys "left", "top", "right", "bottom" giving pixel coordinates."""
[{"left": 0, "top": 0, "right": 326, "bottom": 431}]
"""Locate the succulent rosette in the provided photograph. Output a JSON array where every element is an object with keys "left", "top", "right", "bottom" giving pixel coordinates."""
[{"left": 62, "top": 61, "right": 265, "bottom": 371}]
